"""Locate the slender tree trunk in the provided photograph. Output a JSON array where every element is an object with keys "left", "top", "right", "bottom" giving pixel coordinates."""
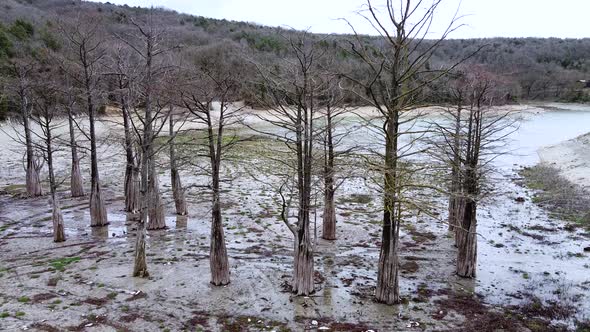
[
  {"left": 375, "top": 113, "right": 400, "bottom": 304},
  {"left": 456, "top": 165, "right": 478, "bottom": 278},
  {"left": 46, "top": 121, "right": 65, "bottom": 243},
  {"left": 67, "top": 110, "right": 84, "bottom": 197},
  {"left": 292, "top": 105, "right": 314, "bottom": 295},
  {"left": 322, "top": 110, "right": 336, "bottom": 240},
  {"left": 293, "top": 214, "right": 314, "bottom": 294},
  {"left": 169, "top": 113, "right": 187, "bottom": 216},
  {"left": 122, "top": 100, "right": 140, "bottom": 213},
  {"left": 456, "top": 198, "right": 477, "bottom": 277},
  {"left": 86, "top": 77, "right": 108, "bottom": 227},
  {"left": 448, "top": 106, "right": 462, "bottom": 232},
  {"left": 208, "top": 107, "right": 230, "bottom": 285},
  {"left": 21, "top": 92, "right": 42, "bottom": 197},
  {"left": 210, "top": 185, "right": 230, "bottom": 285},
  {"left": 147, "top": 162, "right": 166, "bottom": 230},
  {"left": 133, "top": 146, "right": 149, "bottom": 277},
  {"left": 52, "top": 194, "right": 66, "bottom": 242},
  {"left": 454, "top": 197, "right": 466, "bottom": 247},
  {"left": 322, "top": 187, "right": 336, "bottom": 240}
]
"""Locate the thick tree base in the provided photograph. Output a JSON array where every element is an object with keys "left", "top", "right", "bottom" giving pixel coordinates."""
[
  {"left": 172, "top": 170, "right": 188, "bottom": 216},
  {"left": 52, "top": 198, "right": 66, "bottom": 243},
  {"left": 133, "top": 224, "right": 149, "bottom": 278},
  {"left": 456, "top": 200, "right": 477, "bottom": 278},
  {"left": 456, "top": 231, "right": 477, "bottom": 278},
  {"left": 124, "top": 167, "right": 141, "bottom": 213},
  {"left": 375, "top": 262, "right": 400, "bottom": 304},
  {"left": 210, "top": 223, "right": 231, "bottom": 286},
  {"left": 70, "top": 162, "right": 85, "bottom": 198},
  {"left": 322, "top": 201, "right": 336, "bottom": 240},
  {"left": 292, "top": 241, "right": 315, "bottom": 296},
  {"left": 90, "top": 181, "right": 108, "bottom": 227},
  {"left": 375, "top": 229, "right": 400, "bottom": 304},
  {"left": 147, "top": 176, "right": 166, "bottom": 230},
  {"left": 26, "top": 165, "right": 43, "bottom": 197}
]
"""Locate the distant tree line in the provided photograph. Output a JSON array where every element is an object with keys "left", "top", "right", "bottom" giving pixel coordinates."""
[{"left": 0, "top": 0, "right": 588, "bottom": 118}]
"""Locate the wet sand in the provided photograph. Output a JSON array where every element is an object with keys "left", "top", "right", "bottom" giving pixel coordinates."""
[{"left": 539, "top": 132, "right": 590, "bottom": 189}]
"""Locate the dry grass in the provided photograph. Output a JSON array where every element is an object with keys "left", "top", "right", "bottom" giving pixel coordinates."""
[{"left": 520, "top": 165, "right": 590, "bottom": 227}]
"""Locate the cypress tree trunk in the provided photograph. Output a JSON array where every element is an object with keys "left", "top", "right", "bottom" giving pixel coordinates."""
[
  {"left": 322, "top": 110, "right": 336, "bottom": 240},
  {"left": 52, "top": 194, "right": 66, "bottom": 243},
  {"left": 122, "top": 90, "right": 140, "bottom": 213},
  {"left": 67, "top": 111, "right": 84, "bottom": 197},
  {"left": 454, "top": 197, "right": 466, "bottom": 247},
  {"left": 375, "top": 113, "right": 400, "bottom": 304},
  {"left": 293, "top": 216, "right": 314, "bottom": 295},
  {"left": 210, "top": 187, "right": 230, "bottom": 285},
  {"left": 375, "top": 200, "right": 400, "bottom": 304},
  {"left": 26, "top": 159, "right": 42, "bottom": 197},
  {"left": 169, "top": 113, "right": 187, "bottom": 216},
  {"left": 147, "top": 167, "right": 166, "bottom": 230},
  {"left": 21, "top": 94, "right": 42, "bottom": 197},
  {"left": 456, "top": 165, "right": 478, "bottom": 277},
  {"left": 46, "top": 119, "right": 65, "bottom": 243},
  {"left": 292, "top": 105, "right": 314, "bottom": 295},
  {"left": 456, "top": 199, "right": 477, "bottom": 277},
  {"left": 133, "top": 227, "right": 148, "bottom": 277},
  {"left": 133, "top": 153, "right": 149, "bottom": 277},
  {"left": 125, "top": 165, "right": 140, "bottom": 214},
  {"left": 171, "top": 169, "right": 187, "bottom": 215},
  {"left": 448, "top": 106, "right": 462, "bottom": 231},
  {"left": 87, "top": 78, "right": 108, "bottom": 227},
  {"left": 207, "top": 106, "right": 230, "bottom": 285},
  {"left": 322, "top": 188, "right": 336, "bottom": 240}
]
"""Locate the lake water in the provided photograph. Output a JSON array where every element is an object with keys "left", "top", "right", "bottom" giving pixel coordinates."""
[{"left": 500, "top": 103, "right": 590, "bottom": 167}]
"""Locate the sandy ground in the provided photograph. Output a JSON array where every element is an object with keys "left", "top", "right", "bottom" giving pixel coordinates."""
[
  {"left": 0, "top": 105, "right": 589, "bottom": 331},
  {"left": 539, "top": 132, "right": 590, "bottom": 189}
]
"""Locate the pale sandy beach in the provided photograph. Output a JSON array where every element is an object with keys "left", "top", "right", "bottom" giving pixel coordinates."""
[{"left": 539, "top": 132, "right": 590, "bottom": 189}]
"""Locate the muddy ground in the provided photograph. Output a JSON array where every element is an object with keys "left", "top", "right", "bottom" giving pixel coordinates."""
[{"left": 0, "top": 108, "right": 589, "bottom": 332}]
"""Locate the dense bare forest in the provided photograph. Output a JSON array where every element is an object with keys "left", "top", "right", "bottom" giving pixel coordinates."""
[{"left": 0, "top": 0, "right": 589, "bottom": 331}]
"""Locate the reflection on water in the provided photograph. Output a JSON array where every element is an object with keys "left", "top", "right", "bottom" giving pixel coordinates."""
[
  {"left": 176, "top": 215, "right": 188, "bottom": 228},
  {"left": 338, "top": 103, "right": 590, "bottom": 169},
  {"left": 126, "top": 212, "right": 139, "bottom": 225},
  {"left": 91, "top": 225, "right": 109, "bottom": 239},
  {"left": 499, "top": 104, "right": 590, "bottom": 167}
]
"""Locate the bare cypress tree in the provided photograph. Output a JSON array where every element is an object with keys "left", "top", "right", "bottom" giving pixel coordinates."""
[
  {"left": 427, "top": 76, "right": 467, "bottom": 236},
  {"left": 62, "top": 77, "right": 85, "bottom": 198},
  {"left": 110, "top": 46, "right": 141, "bottom": 214},
  {"left": 122, "top": 84, "right": 141, "bottom": 215},
  {"left": 252, "top": 33, "right": 327, "bottom": 295},
  {"left": 318, "top": 79, "right": 352, "bottom": 241},
  {"left": 344, "top": 0, "right": 462, "bottom": 304},
  {"left": 453, "top": 68, "right": 515, "bottom": 278},
  {"left": 447, "top": 103, "right": 463, "bottom": 234},
  {"left": 30, "top": 74, "right": 65, "bottom": 242},
  {"left": 430, "top": 66, "right": 516, "bottom": 278},
  {"left": 59, "top": 16, "right": 108, "bottom": 227},
  {"left": 116, "top": 11, "right": 177, "bottom": 276},
  {"left": 180, "top": 43, "right": 246, "bottom": 285},
  {"left": 118, "top": 15, "right": 169, "bottom": 232},
  {"left": 5, "top": 59, "right": 43, "bottom": 197},
  {"left": 0, "top": 23, "right": 45, "bottom": 197},
  {"left": 321, "top": 100, "right": 338, "bottom": 240}
]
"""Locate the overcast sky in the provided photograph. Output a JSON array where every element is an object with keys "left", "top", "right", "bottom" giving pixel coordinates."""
[{"left": 87, "top": 0, "right": 589, "bottom": 39}]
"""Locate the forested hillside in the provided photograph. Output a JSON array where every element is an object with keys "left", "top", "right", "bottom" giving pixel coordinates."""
[{"left": 0, "top": 0, "right": 589, "bottom": 120}]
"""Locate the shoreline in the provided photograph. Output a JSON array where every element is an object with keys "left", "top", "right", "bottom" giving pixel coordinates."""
[{"left": 538, "top": 131, "right": 590, "bottom": 189}]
